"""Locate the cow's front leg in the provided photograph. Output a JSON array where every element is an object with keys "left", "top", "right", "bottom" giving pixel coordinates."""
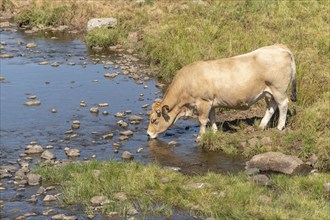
[
  {"left": 196, "top": 101, "right": 212, "bottom": 141},
  {"left": 209, "top": 107, "right": 218, "bottom": 133}
]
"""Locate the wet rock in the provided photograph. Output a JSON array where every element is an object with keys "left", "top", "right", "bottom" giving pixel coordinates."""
[
  {"left": 102, "top": 111, "right": 109, "bottom": 115},
  {"left": 245, "top": 152, "right": 303, "bottom": 174},
  {"left": 128, "top": 115, "right": 143, "bottom": 121},
  {"left": 115, "top": 112, "right": 126, "bottom": 118},
  {"left": 51, "top": 214, "right": 77, "bottom": 220},
  {"left": 117, "top": 120, "right": 128, "bottom": 128},
  {"left": 87, "top": 18, "right": 118, "bottom": 31},
  {"left": 142, "top": 104, "right": 149, "bottom": 108},
  {"left": 64, "top": 148, "right": 80, "bottom": 157},
  {"left": 251, "top": 174, "right": 271, "bottom": 186},
  {"left": 90, "top": 195, "right": 108, "bottom": 206},
  {"left": 27, "top": 194, "right": 38, "bottom": 203},
  {"left": 121, "top": 151, "right": 134, "bottom": 160},
  {"left": 0, "top": 169, "right": 12, "bottom": 179},
  {"left": 90, "top": 107, "right": 99, "bottom": 114},
  {"left": 51, "top": 62, "right": 60, "bottom": 67},
  {"left": 39, "top": 61, "right": 48, "bottom": 65},
  {"left": 51, "top": 108, "right": 57, "bottom": 113},
  {"left": 24, "top": 100, "right": 41, "bottom": 106},
  {"left": 41, "top": 150, "right": 56, "bottom": 160},
  {"left": 0, "top": 165, "right": 18, "bottom": 173},
  {"left": 168, "top": 141, "right": 177, "bottom": 146},
  {"left": 98, "top": 103, "right": 109, "bottom": 107},
  {"left": 0, "top": 76, "right": 6, "bottom": 81},
  {"left": 103, "top": 132, "right": 114, "bottom": 139},
  {"left": 27, "top": 173, "right": 41, "bottom": 186},
  {"left": 27, "top": 95, "right": 37, "bottom": 99},
  {"left": 136, "top": 147, "right": 143, "bottom": 153},
  {"left": 104, "top": 73, "right": 118, "bottom": 78},
  {"left": 37, "top": 186, "right": 46, "bottom": 195},
  {"left": 25, "top": 144, "right": 44, "bottom": 154},
  {"left": 120, "top": 130, "right": 133, "bottom": 136},
  {"left": 43, "top": 208, "right": 56, "bottom": 216},
  {"left": 71, "top": 120, "right": 80, "bottom": 129},
  {"left": 26, "top": 42, "right": 37, "bottom": 48},
  {"left": 0, "top": 53, "right": 14, "bottom": 58},
  {"left": 43, "top": 194, "right": 57, "bottom": 202},
  {"left": 119, "top": 135, "right": 129, "bottom": 141}
]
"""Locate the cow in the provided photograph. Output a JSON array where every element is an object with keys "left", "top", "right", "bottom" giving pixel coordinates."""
[{"left": 147, "top": 44, "right": 297, "bottom": 140}]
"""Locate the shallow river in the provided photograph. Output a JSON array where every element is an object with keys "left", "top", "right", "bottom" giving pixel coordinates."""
[{"left": 0, "top": 28, "right": 244, "bottom": 219}]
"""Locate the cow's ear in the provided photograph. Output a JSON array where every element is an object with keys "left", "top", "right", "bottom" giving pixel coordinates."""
[{"left": 162, "top": 105, "right": 170, "bottom": 122}]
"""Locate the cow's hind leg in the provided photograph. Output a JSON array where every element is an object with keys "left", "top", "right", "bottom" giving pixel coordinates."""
[
  {"left": 259, "top": 95, "right": 278, "bottom": 130},
  {"left": 209, "top": 107, "right": 218, "bottom": 133},
  {"left": 272, "top": 90, "right": 289, "bottom": 130}
]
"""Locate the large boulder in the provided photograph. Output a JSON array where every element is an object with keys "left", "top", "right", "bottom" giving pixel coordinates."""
[
  {"left": 246, "top": 152, "right": 304, "bottom": 174},
  {"left": 87, "top": 18, "right": 117, "bottom": 31}
]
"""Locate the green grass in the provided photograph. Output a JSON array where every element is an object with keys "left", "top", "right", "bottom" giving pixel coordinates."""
[
  {"left": 35, "top": 160, "right": 330, "bottom": 219},
  {"left": 85, "top": 27, "right": 127, "bottom": 48}
]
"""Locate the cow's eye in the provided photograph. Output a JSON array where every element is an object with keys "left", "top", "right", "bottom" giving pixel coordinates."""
[{"left": 151, "top": 118, "right": 157, "bottom": 124}]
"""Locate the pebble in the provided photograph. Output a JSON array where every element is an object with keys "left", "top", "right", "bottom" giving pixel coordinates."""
[
  {"left": 90, "top": 107, "right": 99, "bottom": 114},
  {"left": 0, "top": 76, "right": 5, "bottom": 81},
  {"left": 0, "top": 53, "right": 14, "bottom": 58},
  {"left": 71, "top": 120, "right": 80, "bottom": 129},
  {"left": 43, "top": 194, "right": 57, "bottom": 202},
  {"left": 121, "top": 151, "right": 134, "bottom": 160},
  {"left": 27, "top": 173, "right": 41, "bottom": 186},
  {"left": 25, "top": 144, "right": 44, "bottom": 154},
  {"left": 168, "top": 141, "right": 177, "bottom": 146},
  {"left": 102, "top": 111, "right": 109, "bottom": 115},
  {"left": 103, "top": 133, "right": 114, "bottom": 139},
  {"left": 120, "top": 130, "right": 133, "bottom": 136},
  {"left": 27, "top": 95, "right": 37, "bottom": 99},
  {"left": 142, "top": 104, "right": 149, "bottom": 108},
  {"left": 117, "top": 120, "right": 128, "bottom": 128},
  {"left": 104, "top": 73, "right": 118, "bottom": 78},
  {"left": 24, "top": 100, "right": 41, "bottom": 106},
  {"left": 136, "top": 147, "right": 144, "bottom": 153},
  {"left": 51, "top": 62, "right": 60, "bottom": 67},
  {"left": 113, "top": 192, "right": 127, "bottom": 201},
  {"left": 98, "top": 103, "right": 109, "bottom": 107},
  {"left": 51, "top": 214, "right": 78, "bottom": 220},
  {"left": 26, "top": 42, "right": 37, "bottom": 48},
  {"left": 115, "top": 112, "right": 126, "bottom": 118},
  {"left": 51, "top": 108, "right": 57, "bottom": 113},
  {"left": 41, "top": 150, "right": 56, "bottom": 160},
  {"left": 64, "top": 148, "right": 80, "bottom": 157},
  {"left": 80, "top": 102, "right": 87, "bottom": 107},
  {"left": 39, "top": 61, "right": 48, "bottom": 65},
  {"left": 128, "top": 115, "right": 143, "bottom": 121}
]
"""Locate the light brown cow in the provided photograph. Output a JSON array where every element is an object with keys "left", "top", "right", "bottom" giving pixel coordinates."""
[{"left": 147, "top": 44, "right": 297, "bottom": 140}]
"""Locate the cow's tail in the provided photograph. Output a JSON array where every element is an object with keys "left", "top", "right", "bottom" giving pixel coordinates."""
[{"left": 288, "top": 49, "right": 297, "bottom": 102}]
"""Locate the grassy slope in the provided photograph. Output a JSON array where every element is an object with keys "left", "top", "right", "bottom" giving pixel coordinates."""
[{"left": 35, "top": 160, "right": 330, "bottom": 219}]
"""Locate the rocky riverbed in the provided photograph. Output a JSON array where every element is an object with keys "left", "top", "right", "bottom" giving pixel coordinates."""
[{"left": 0, "top": 21, "right": 245, "bottom": 219}]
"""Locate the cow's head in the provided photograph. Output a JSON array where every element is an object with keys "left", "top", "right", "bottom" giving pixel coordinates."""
[{"left": 147, "top": 100, "right": 172, "bottom": 139}]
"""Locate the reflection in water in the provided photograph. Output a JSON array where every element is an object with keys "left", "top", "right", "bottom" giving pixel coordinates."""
[{"left": 147, "top": 139, "right": 245, "bottom": 175}]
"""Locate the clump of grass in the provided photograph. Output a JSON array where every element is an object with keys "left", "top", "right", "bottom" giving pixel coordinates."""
[
  {"left": 35, "top": 160, "right": 330, "bottom": 219},
  {"left": 85, "top": 27, "right": 126, "bottom": 48}
]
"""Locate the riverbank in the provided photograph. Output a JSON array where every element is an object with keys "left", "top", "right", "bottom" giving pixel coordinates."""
[
  {"left": 35, "top": 160, "right": 330, "bottom": 219},
  {"left": 3, "top": 0, "right": 329, "bottom": 171}
]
